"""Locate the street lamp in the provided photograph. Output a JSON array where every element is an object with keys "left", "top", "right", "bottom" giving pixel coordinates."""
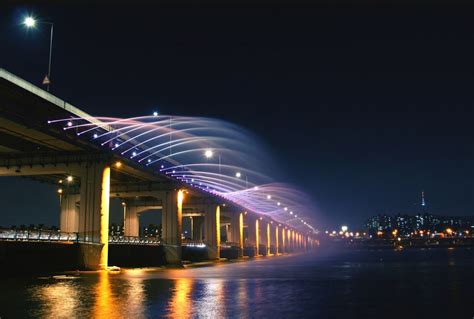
[
  {"left": 204, "top": 149, "right": 221, "bottom": 174},
  {"left": 24, "top": 17, "right": 36, "bottom": 28},
  {"left": 23, "top": 16, "right": 54, "bottom": 92}
]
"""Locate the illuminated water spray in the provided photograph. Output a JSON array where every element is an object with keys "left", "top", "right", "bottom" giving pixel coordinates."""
[{"left": 49, "top": 115, "right": 317, "bottom": 233}]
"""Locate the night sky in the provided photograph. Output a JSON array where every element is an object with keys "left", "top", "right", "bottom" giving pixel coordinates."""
[{"left": 1, "top": 4, "right": 474, "bottom": 230}]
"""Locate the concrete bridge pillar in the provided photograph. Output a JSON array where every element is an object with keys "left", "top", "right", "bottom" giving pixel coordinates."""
[
  {"left": 266, "top": 222, "right": 271, "bottom": 256},
  {"left": 204, "top": 204, "right": 220, "bottom": 260},
  {"left": 257, "top": 218, "right": 267, "bottom": 256},
  {"left": 282, "top": 227, "right": 286, "bottom": 253},
  {"left": 291, "top": 230, "right": 295, "bottom": 252},
  {"left": 274, "top": 225, "right": 279, "bottom": 255},
  {"left": 293, "top": 230, "right": 298, "bottom": 251},
  {"left": 192, "top": 216, "right": 204, "bottom": 241},
  {"left": 246, "top": 214, "right": 258, "bottom": 256},
  {"left": 162, "top": 189, "right": 184, "bottom": 265},
  {"left": 78, "top": 163, "right": 110, "bottom": 270},
  {"left": 230, "top": 212, "right": 244, "bottom": 257},
  {"left": 60, "top": 193, "right": 80, "bottom": 233},
  {"left": 124, "top": 206, "right": 140, "bottom": 237}
]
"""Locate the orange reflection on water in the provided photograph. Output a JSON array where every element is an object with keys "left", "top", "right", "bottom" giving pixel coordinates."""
[
  {"left": 124, "top": 271, "right": 146, "bottom": 318},
  {"left": 93, "top": 271, "right": 115, "bottom": 318},
  {"left": 167, "top": 277, "right": 193, "bottom": 318},
  {"left": 33, "top": 281, "right": 78, "bottom": 318}
]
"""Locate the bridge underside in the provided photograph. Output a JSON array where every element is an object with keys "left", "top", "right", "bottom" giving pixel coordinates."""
[{"left": 0, "top": 69, "right": 315, "bottom": 271}]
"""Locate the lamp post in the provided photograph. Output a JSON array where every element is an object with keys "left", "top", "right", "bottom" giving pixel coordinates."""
[
  {"left": 204, "top": 149, "right": 221, "bottom": 175},
  {"left": 23, "top": 16, "right": 54, "bottom": 92}
]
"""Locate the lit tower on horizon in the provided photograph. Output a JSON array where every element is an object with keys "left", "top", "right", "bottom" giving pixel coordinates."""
[{"left": 421, "top": 191, "right": 426, "bottom": 208}]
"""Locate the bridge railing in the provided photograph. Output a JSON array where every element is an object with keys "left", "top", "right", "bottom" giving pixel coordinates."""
[
  {"left": 108, "top": 235, "right": 161, "bottom": 245},
  {"left": 220, "top": 242, "right": 240, "bottom": 249},
  {"left": 182, "top": 240, "right": 206, "bottom": 248},
  {"left": 0, "top": 229, "right": 78, "bottom": 242}
]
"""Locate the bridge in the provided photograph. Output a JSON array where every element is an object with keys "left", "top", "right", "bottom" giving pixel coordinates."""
[{"left": 0, "top": 68, "right": 317, "bottom": 270}]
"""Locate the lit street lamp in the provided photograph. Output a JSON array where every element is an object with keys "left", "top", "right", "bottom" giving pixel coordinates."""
[
  {"left": 204, "top": 149, "right": 221, "bottom": 174},
  {"left": 23, "top": 16, "right": 54, "bottom": 92}
]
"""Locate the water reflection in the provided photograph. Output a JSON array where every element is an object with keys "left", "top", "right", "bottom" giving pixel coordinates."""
[
  {"left": 3, "top": 249, "right": 473, "bottom": 318},
  {"left": 93, "top": 271, "right": 114, "bottom": 318},
  {"left": 237, "top": 280, "right": 250, "bottom": 318},
  {"left": 31, "top": 281, "right": 78, "bottom": 318},
  {"left": 167, "top": 277, "right": 193, "bottom": 318},
  {"left": 124, "top": 274, "right": 146, "bottom": 318},
  {"left": 195, "top": 279, "right": 226, "bottom": 318}
]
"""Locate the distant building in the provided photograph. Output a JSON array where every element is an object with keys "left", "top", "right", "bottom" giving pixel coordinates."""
[
  {"left": 365, "top": 213, "right": 472, "bottom": 235},
  {"left": 142, "top": 223, "right": 162, "bottom": 239},
  {"left": 365, "top": 214, "right": 393, "bottom": 235},
  {"left": 395, "top": 214, "right": 411, "bottom": 235},
  {"left": 109, "top": 223, "right": 124, "bottom": 236}
]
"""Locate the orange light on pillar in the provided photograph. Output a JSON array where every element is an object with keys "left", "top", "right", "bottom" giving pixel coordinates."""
[
  {"left": 282, "top": 227, "right": 286, "bottom": 253},
  {"left": 255, "top": 219, "right": 259, "bottom": 256},
  {"left": 275, "top": 226, "right": 279, "bottom": 254},
  {"left": 238, "top": 212, "right": 244, "bottom": 252},
  {"left": 99, "top": 165, "right": 111, "bottom": 270},
  {"left": 266, "top": 223, "right": 271, "bottom": 256}
]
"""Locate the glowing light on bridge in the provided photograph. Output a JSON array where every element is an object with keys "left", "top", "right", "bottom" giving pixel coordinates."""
[{"left": 50, "top": 115, "right": 319, "bottom": 233}]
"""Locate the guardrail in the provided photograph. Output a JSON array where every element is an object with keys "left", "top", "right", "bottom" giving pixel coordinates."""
[
  {"left": 0, "top": 229, "right": 78, "bottom": 242},
  {"left": 182, "top": 240, "right": 206, "bottom": 248},
  {"left": 220, "top": 242, "right": 240, "bottom": 249},
  {"left": 0, "top": 230, "right": 163, "bottom": 245},
  {"left": 108, "top": 235, "right": 161, "bottom": 245}
]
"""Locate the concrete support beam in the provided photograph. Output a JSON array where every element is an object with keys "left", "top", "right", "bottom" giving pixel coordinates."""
[
  {"left": 204, "top": 204, "right": 221, "bottom": 260},
  {"left": 78, "top": 163, "right": 110, "bottom": 270},
  {"left": 124, "top": 206, "right": 140, "bottom": 237},
  {"left": 266, "top": 222, "right": 271, "bottom": 256},
  {"left": 192, "top": 216, "right": 204, "bottom": 241},
  {"left": 60, "top": 193, "right": 80, "bottom": 233},
  {"left": 282, "top": 227, "right": 286, "bottom": 253},
  {"left": 246, "top": 214, "right": 258, "bottom": 256},
  {"left": 288, "top": 229, "right": 292, "bottom": 252},
  {"left": 275, "top": 225, "right": 279, "bottom": 255},
  {"left": 162, "top": 189, "right": 183, "bottom": 264},
  {"left": 256, "top": 218, "right": 267, "bottom": 256},
  {"left": 255, "top": 218, "right": 260, "bottom": 256},
  {"left": 230, "top": 212, "right": 244, "bottom": 257}
]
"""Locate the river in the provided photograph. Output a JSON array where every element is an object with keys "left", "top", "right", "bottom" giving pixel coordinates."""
[{"left": 0, "top": 247, "right": 472, "bottom": 318}]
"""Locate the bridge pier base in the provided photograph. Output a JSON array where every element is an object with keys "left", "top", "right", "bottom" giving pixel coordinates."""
[
  {"left": 246, "top": 215, "right": 259, "bottom": 256},
  {"left": 281, "top": 227, "right": 286, "bottom": 253},
  {"left": 230, "top": 211, "right": 244, "bottom": 257},
  {"left": 78, "top": 163, "right": 110, "bottom": 270},
  {"left": 272, "top": 224, "right": 278, "bottom": 255},
  {"left": 60, "top": 193, "right": 80, "bottom": 233},
  {"left": 192, "top": 216, "right": 204, "bottom": 241},
  {"left": 266, "top": 222, "right": 271, "bottom": 256},
  {"left": 204, "top": 204, "right": 220, "bottom": 260},
  {"left": 124, "top": 206, "right": 140, "bottom": 237},
  {"left": 162, "top": 190, "right": 183, "bottom": 265}
]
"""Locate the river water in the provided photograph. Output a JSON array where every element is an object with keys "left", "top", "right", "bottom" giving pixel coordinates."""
[{"left": 0, "top": 247, "right": 472, "bottom": 318}]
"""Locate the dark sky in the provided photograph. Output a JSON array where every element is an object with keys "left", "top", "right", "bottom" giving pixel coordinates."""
[{"left": 1, "top": 3, "right": 474, "bottom": 230}]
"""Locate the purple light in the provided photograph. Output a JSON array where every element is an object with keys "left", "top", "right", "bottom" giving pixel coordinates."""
[{"left": 49, "top": 114, "right": 318, "bottom": 232}]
